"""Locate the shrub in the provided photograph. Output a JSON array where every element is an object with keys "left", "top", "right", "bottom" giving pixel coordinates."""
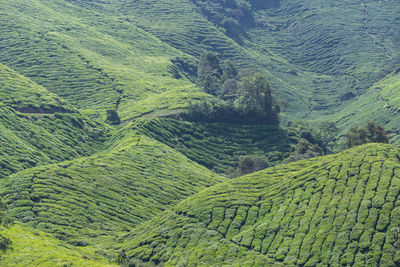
[
  {"left": 346, "top": 122, "right": 389, "bottom": 148},
  {"left": 105, "top": 109, "right": 120, "bottom": 125}
]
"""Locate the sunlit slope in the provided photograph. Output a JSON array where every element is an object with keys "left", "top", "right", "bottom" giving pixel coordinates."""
[
  {"left": 2, "top": 0, "right": 400, "bottom": 124},
  {"left": 316, "top": 69, "right": 400, "bottom": 146},
  {"left": 99, "top": 0, "right": 315, "bottom": 116},
  {"left": 0, "top": 63, "right": 106, "bottom": 178},
  {"left": 1, "top": 224, "right": 117, "bottom": 267},
  {"left": 247, "top": 0, "right": 400, "bottom": 114},
  {"left": 122, "top": 143, "right": 400, "bottom": 266},
  {"left": 0, "top": 0, "right": 206, "bottom": 120},
  {"left": 0, "top": 128, "right": 225, "bottom": 245},
  {"left": 80, "top": 0, "right": 400, "bottom": 119}
]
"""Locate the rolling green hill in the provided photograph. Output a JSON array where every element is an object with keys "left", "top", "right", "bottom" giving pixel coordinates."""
[
  {"left": 0, "top": 126, "right": 225, "bottom": 246},
  {"left": 2, "top": 0, "right": 400, "bottom": 265},
  {"left": 136, "top": 118, "right": 313, "bottom": 174},
  {"left": 0, "top": 63, "right": 107, "bottom": 178},
  {"left": 0, "top": 0, "right": 208, "bottom": 121},
  {"left": 1, "top": 0, "right": 400, "bottom": 133},
  {"left": 1, "top": 224, "right": 117, "bottom": 266},
  {"left": 121, "top": 143, "right": 400, "bottom": 266}
]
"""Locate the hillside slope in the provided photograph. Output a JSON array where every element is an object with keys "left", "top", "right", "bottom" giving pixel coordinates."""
[
  {"left": 1, "top": 224, "right": 116, "bottom": 266},
  {"left": 136, "top": 118, "right": 311, "bottom": 174},
  {"left": 1, "top": 0, "right": 400, "bottom": 132},
  {"left": 0, "top": 63, "right": 106, "bottom": 178},
  {"left": 122, "top": 143, "right": 400, "bottom": 266},
  {"left": 0, "top": 0, "right": 207, "bottom": 120},
  {"left": 0, "top": 126, "right": 225, "bottom": 245}
]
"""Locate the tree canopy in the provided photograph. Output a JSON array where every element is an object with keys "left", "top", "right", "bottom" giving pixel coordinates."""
[
  {"left": 188, "top": 51, "right": 279, "bottom": 125},
  {"left": 346, "top": 122, "right": 389, "bottom": 148}
]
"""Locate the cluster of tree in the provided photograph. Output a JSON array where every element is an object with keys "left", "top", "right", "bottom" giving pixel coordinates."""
[
  {"left": 345, "top": 122, "right": 389, "bottom": 148},
  {"left": 282, "top": 121, "right": 326, "bottom": 163},
  {"left": 191, "top": 0, "right": 280, "bottom": 37},
  {"left": 184, "top": 51, "right": 279, "bottom": 125},
  {"left": 105, "top": 109, "right": 120, "bottom": 125},
  {"left": 191, "top": 0, "right": 253, "bottom": 37}
]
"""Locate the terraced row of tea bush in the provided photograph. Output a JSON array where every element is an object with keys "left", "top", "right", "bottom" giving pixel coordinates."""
[
  {"left": 1, "top": 224, "right": 117, "bottom": 266},
  {"left": 0, "top": 63, "right": 107, "bottom": 178},
  {"left": 2, "top": 0, "right": 400, "bottom": 134},
  {"left": 113, "top": 0, "right": 315, "bottom": 116},
  {"left": 136, "top": 118, "right": 304, "bottom": 174},
  {"left": 314, "top": 69, "right": 400, "bottom": 147},
  {"left": 61, "top": 0, "right": 400, "bottom": 138},
  {"left": 0, "top": 126, "right": 225, "bottom": 245},
  {"left": 0, "top": 0, "right": 211, "bottom": 121},
  {"left": 246, "top": 0, "right": 400, "bottom": 113},
  {"left": 122, "top": 143, "right": 400, "bottom": 266}
]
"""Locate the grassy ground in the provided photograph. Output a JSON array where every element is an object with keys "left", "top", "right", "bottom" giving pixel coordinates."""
[{"left": 121, "top": 143, "right": 400, "bottom": 266}]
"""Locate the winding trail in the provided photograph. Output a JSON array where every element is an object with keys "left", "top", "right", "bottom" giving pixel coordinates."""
[{"left": 360, "top": 0, "right": 392, "bottom": 60}]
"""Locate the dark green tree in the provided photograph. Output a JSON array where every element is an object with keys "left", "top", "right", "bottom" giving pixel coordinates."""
[
  {"left": 346, "top": 122, "right": 389, "bottom": 148},
  {"left": 222, "top": 60, "right": 238, "bottom": 81},
  {"left": 318, "top": 121, "right": 339, "bottom": 153},
  {"left": 345, "top": 127, "right": 368, "bottom": 148},
  {"left": 197, "top": 51, "right": 223, "bottom": 95},
  {"left": 106, "top": 109, "right": 120, "bottom": 125},
  {"left": 236, "top": 71, "right": 278, "bottom": 125},
  {"left": 367, "top": 122, "right": 389, "bottom": 144},
  {"left": 238, "top": 156, "right": 255, "bottom": 176}
]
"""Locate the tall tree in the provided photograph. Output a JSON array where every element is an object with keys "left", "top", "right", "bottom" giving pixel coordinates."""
[
  {"left": 197, "top": 51, "right": 223, "bottom": 95},
  {"left": 237, "top": 71, "right": 278, "bottom": 125}
]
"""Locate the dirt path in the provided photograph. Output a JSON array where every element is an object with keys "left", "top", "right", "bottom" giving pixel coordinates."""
[{"left": 360, "top": 1, "right": 392, "bottom": 60}]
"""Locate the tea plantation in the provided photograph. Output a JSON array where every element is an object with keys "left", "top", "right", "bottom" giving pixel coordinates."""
[
  {"left": 122, "top": 143, "right": 400, "bottom": 266},
  {"left": 2, "top": 0, "right": 400, "bottom": 265},
  {"left": 0, "top": 126, "right": 225, "bottom": 245},
  {"left": 1, "top": 224, "right": 117, "bottom": 266},
  {"left": 136, "top": 118, "right": 303, "bottom": 173},
  {"left": 0, "top": 63, "right": 107, "bottom": 178}
]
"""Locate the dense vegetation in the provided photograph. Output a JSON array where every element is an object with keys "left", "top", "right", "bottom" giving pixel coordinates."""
[
  {"left": 1, "top": 224, "right": 117, "bottom": 266},
  {"left": 346, "top": 122, "right": 389, "bottom": 148},
  {"left": 136, "top": 118, "right": 322, "bottom": 175},
  {"left": 2, "top": 0, "right": 400, "bottom": 265},
  {"left": 185, "top": 52, "right": 279, "bottom": 125},
  {"left": 122, "top": 144, "right": 400, "bottom": 266}
]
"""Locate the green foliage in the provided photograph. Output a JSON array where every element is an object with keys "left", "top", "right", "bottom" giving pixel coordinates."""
[
  {"left": 3, "top": 0, "right": 400, "bottom": 265},
  {"left": 346, "top": 122, "right": 389, "bottom": 148},
  {"left": 121, "top": 144, "right": 400, "bottom": 266},
  {"left": 191, "top": 0, "right": 253, "bottom": 37},
  {"left": 235, "top": 71, "right": 279, "bottom": 125},
  {"left": 106, "top": 109, "right": 121, "bottom": 125},
  {"left": 0, "top": 200, "right": 11, "bottom": 255},
  {"left": 237, "top": 156, "right": 267, "bottom": 176},
  {"left": 190, "top": 55, "right": 279, "bottom": 125},
  {"left": 318, "top": 122, "right": 339, "bottom": 153},
  {"left": 197, "top": 51, "right": 223, "bottom": 95},
  {"left": 0, "top": 65, "right": 107, "bottom": 178}
]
